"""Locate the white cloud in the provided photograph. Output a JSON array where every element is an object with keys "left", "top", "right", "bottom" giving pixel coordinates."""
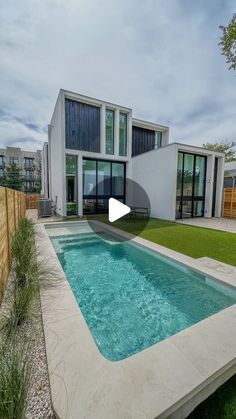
[{"left": 0, "top": 0, "right": 235, "bottom": 150}]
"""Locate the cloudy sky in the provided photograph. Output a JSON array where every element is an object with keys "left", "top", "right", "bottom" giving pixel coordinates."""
[{"left": 0, "top": 0, "right": 235, "bottom": 151}]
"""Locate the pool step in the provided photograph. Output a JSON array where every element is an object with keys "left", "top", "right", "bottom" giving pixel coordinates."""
[
  {"left": 55, "top": 233, "right": 95, "bottom": 244},
  {"left": 54, "top": 236, "right": 101, "bottom": 253}
]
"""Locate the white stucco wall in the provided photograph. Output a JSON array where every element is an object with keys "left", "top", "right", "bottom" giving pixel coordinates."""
[
  {"left": 130, "top": 144, "right": 178, "bottom": 220},
  {"left": 130, "top": 143, "right": 225, "bottom": 221},
  {"left": 177, "top": 144, "right": 225, "bottom": 218},
  {"left": 48, "top": 91, "right": 65, "bottom": 216},
  {"left": 41, "top": 142, "right": 49, "bottom": 197}
]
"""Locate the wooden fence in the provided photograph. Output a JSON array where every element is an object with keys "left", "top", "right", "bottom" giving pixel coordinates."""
[
  {"left": 223, "top": 188, "right": 236, "bottom": 218},
  {"left": 0, "top": 187, "right": 26, "bottom": 298},
  {"left": 26, "top": 193, "right": 43, "bottom": 209}
]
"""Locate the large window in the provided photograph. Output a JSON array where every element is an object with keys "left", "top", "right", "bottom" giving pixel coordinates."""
[
  {"left": 24, "top": 158, "right": 34, "bottom": 168},
  {"left": 105, "top": 110, "right": 114, "bottom": 155},
  {"left": 66, "top": 155, "right": 77, "bottom": 216},
  {"left": 119, "top": 113, "right": 127, "bottom": 156},
  {"left": 24, "top": 170, "right": 33, "bottom": 179},
  {"left": 154, "top": 131, "right": 162, "bottom": 149},
  {"left": 176, "top": 152, "right": 206, "bottom": 219},
  {"left": 83, "top": 159, "right": 96, "bottom": 195},
  {"left": 83, "top": 158, "right": 125, "bottom": 214},
  {"left": 98, "top": 161, "right": 111, "bottom": 195},
  {"left": 9, "top": 157, "right": 19, "bottom": 165}
]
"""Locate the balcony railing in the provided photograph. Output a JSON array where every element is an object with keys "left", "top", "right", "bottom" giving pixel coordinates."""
[{"left": 24, "top": 164, "right": 35, "bottom": 169}]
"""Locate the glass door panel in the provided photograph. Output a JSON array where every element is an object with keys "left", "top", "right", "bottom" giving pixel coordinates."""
[
  {"left": 66, "top": 155, "right": 77, "bottom": 215},
  {"left": 194, "top": 156, "right": 206, "bottom": 197},
  {"left": 83, "top": 160, "right": 96, "bottom": 195},
  {"left": 176, "top": 152, "right": 206, "bottom": 219},
  {"left": 176, "top": 153, "right": 183, "bottom": 197},
  {"left": 97, "top": 161, "right": 111, "bottom": 196},
  {"left": 182, "top": 201, "right": 192, "bottom": 218},
  {"left": 112, "top": 162, "right": 125, "bottom": 196},
  {"left": 83, "top": 158, "right": 126, "bottom": 214},
  {"left": 193, "top": 200, "right": 204, "bottom": 217},
  {"left": 183, "top": 154, "right": 194, "bottom": 197}
]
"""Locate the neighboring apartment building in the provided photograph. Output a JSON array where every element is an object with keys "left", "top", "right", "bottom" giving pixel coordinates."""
[
  {"left": 0, "top": 146, "right": 42, "bottom": 192},
  {"left": 224, "top": 161, "right": 236, "bottom": 188},
  {"left": 41, "top": 142, "right": 49, "bottom": 197},
  {"left": 44, "top": 89, "right": 225, "bottom": 220}
]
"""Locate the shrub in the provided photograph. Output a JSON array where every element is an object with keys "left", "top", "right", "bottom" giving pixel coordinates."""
[
  {"left": 1, "top": 279, "right": 38, "bottom": 339},
  {"left": 0, "top": 340, "right": 32, "bottom": 419},
  {"left": 11, "top": 218, "right": 35, "bottom": 288}
]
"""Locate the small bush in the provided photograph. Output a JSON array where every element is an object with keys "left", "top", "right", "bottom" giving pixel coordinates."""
[
  {"left": 0, "top": 340, "right": 32, "bottom": 419},
  {"left": 11, "top": 218, "right": 35, "bottom": 288},
  {"left": 1, "top": 280, "right": 38, "bottom": 339}
]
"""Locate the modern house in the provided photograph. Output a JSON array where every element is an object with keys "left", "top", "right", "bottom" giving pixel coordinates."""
[
  {"left": 44, "top": 89, "right": 225, "bottom": 220},
  {"left": 224, "top": 161, "right": 236, "bottom": 188},
  {"left": 0, "top": 146, "right": 42, "bottom": 192}
]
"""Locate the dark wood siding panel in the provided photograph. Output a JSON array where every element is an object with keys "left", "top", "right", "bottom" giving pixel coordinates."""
[
  {"left": 65, "top": 99, "right": 100, "bottom": 152},
  {"left": 132, "top": 126, "right": 155, "bottom": 157}
]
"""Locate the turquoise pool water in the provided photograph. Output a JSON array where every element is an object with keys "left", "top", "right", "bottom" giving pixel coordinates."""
[{"left": 49, "top": 229, "right": 236, "bottom": 361}]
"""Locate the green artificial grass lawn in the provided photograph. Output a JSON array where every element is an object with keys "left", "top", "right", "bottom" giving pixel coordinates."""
[
  {"left": 188, "top": 374, "right": 236, "bottom": 419},
  {"left": 94, "top": 215, "right": 236, "bottom": 267}
]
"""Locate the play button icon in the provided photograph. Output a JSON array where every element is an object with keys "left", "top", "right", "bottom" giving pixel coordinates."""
[
  {"left": 108, "top": 198, "right": 131, "bottom": 222},
  {"left": 85, "top": 177, "right": 151, "bottom": 242}
]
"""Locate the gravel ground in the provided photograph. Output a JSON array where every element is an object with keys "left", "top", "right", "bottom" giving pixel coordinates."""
[
  {"left": 25, "top": 296, "right": 54, "bottom": 419},
  {"left": 0, "top": 275, "right": 54, "bottom": 419}
]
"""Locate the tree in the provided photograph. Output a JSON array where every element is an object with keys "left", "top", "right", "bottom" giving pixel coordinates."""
[
  {"left": 32, "top": 167, "right": 41, "bottom": 193},
  {"left": 0, "top": 163, "right": 25, "bottom": 190},
  {"left": 203, "top": 141, "right": 236, "bottom": 162},
  {"left": 219, "top": 14, "right": 236, "bottom": 70}
]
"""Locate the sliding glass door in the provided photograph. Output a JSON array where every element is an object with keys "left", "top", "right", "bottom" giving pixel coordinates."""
[
  {"left": 83, "top": 158, "right": 126, "bottom": 214},
  {"left": 176, "top": 152, "right": 207, "bottom": 219}
]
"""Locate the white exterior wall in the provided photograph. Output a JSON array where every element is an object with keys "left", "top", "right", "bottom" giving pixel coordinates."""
[
  {"left": 177, "top": 144, "right": 225, "bottom": 218},
  {"left": 215, "top": 155, "right": 225, "bottom": 217},
  {"left": 130, "top": 144, "right": 178, "bottom": 220},
  {"left": 130, "top": 143, "right": 225, "bottom": 221},
  {"left": 48, "top": 92, "right": 65, "bottom": 215},
  {"left": 41, "top": 142, "right": 49, "bottom": 197}
]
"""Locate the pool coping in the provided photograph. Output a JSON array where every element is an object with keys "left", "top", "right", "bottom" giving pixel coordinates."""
[{"left": 35, "top": 221, "right": 236, "bottom": 419}]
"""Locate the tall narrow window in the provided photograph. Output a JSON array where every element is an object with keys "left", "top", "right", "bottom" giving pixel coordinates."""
[
  {"left": 176, "top": 152, "right": 206, "bottom": 219},
  {"left": 119, "top": 113, "right": 127, "bottom": 156},
  {"left": 66, "top": 155, "right": 77, "bottom": 216},
  {"left": 154, "top": 131, "right": 162, "bottom": 149},
  {"left": 105, "top": 110, "right": 114, "bottom": 155}
]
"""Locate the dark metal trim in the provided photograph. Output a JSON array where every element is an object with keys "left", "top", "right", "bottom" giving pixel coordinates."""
[
  {"left": 176, "top": 152, "right": 207, "bottom": 219},
  {"left": 82, "top": 158, "right": 126, "bottom": 214}
]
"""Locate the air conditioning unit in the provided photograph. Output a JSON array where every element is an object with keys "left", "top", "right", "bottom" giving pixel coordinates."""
[{"left": 38, "top": 199, "right": 52, "bottom": 217}]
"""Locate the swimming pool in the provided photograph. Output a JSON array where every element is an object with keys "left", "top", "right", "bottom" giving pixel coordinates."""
[{"left": 48, "top": 227, "right": 236, "bottom": 361}]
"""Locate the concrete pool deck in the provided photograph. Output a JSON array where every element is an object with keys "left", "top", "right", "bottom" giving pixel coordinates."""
[{"left": 36, "top": 221, "right": 236, "bottom": 419}]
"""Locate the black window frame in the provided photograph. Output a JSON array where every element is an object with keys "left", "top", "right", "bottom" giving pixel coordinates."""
[
  {"left": 105, "top": 109, "right": 115, "bottom": 155},
  {"left": 176, "top": 152, "right": 207, "bottom": 219},
  {"left": 83, "top": 158, "right": 126, "bottom": 214},
  {"left": 119, "top": 112, "right": 128, "bottom": 156}
]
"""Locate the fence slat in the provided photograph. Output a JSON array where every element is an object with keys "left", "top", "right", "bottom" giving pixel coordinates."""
[
  {"left": 26, "top": 194, "right": 43, "bottom": 209},
  {"left": 0, "top": 187, "right": 26, "bottom": 299},
  {"left": 223, "top": 188, "right": 236, "bottom": 218}
]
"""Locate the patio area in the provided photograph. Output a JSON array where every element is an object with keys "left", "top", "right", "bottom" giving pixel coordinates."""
[
  {"left": 26, "top": 209, "right": 62, "bottom": 224},
  {"left": 177, "top": 217, "right": 236, "bottom": 234}
]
